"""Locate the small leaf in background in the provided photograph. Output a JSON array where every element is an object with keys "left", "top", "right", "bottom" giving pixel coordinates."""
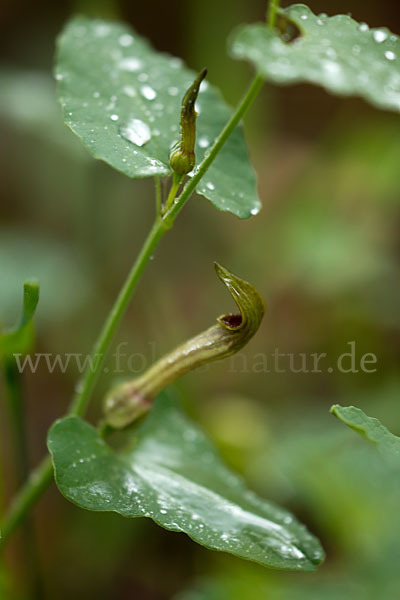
[
  {"left": 55, "top": 17, "right": 260, "bottom": 218},
  {"left": 331, "top": 405, "right": 400, "bottom": 461},
  {"left": 0, "top": 280, "right": 39, "bottom": 357},
  {"left": 230, "top": 4, "right": 400, "bottom": 112},
  {"left": 48, "top": 394, "right": 324, "bottom": 571}
]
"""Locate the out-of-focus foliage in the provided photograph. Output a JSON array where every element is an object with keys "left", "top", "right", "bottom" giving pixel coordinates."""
[
  {"left": 332, "top": 404, "right": 400, "bottom": 461},
  {"left": 231, "top": 4, "right": 400, "bottom": 111},
  {"left": 1, "top": 0, "right": 400, "bottom": 598}
]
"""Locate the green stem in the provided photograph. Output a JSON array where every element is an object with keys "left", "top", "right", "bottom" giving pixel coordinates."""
[
  {"left": 69, "top": 216, "right": 171, "bottom": 417},
  {"left": 3, "top": 359, "right": 29, "bottom": 483},
  {"left": 164, "top": 173, "right": 184, "bottom": 214},
  {"left": 0, "top": 73, "right": 265, "bottom": 548},
  {"left": 267, "top": 0, "right": 280, "bottom": 28},
  {"left": 2, "top": 359, "right": 45, "bottom": 598},
  {"left": 154, "top": 176, "right": 162, "bottom": 215},
  {"left": 0, "top": 456, "right": 53, "bottom": 549}
]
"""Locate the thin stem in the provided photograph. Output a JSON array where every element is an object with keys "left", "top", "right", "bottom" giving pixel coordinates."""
[
  {"left": 69, "top": 216, "right": 171, "bottom": 417},
  {"left": 3, "top": 359, "right": 29, "bottom": 483},
  {"left": 163, "top": 173, "right": 184, "bottom": 214},
  {"left": 164, "top": 74, "right": 264, "bottom": 224},
  {"left": 154, "top": 176, "right": 162, "bottom": 216},
  {"left": 0, "top": 457, "right": 53, "bottom": 549},
  {"left": 2, "top": 360, "right": 45, "bottom": 598},
  {"left": 267, "top": 0, "right": 281, "bottom": 28},
  {"left": 0, "top": 72, "right": 265, "bottom": 548}
]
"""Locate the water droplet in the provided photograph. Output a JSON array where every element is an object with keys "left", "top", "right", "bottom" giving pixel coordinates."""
[
  {"left": 55, "top": 73, "right": 63, "bottom": 81},
  {"left": 373, "top": 29, "right": 388, "bottom": 43},
  {"left": 323, "top": 60, "right": 341, "bottom": 76},
  {"left": 169, "top": 57, "right": 183, "bottom": 69},
  {"left": 120, "top": 118, "right": 151, "bottom": 147},
  {"left": 325, "top": 47, "right": 337, "bottom": 59},
  {"left": 300, "top": 14, "right": 308, "bottom": 20},
  {"left": 385, "top": 50, "right": 396, "bottom": 61},
  {"left": 110, "top": 114, "right": 119, "bottom": 121},
  {"left": 119, "top": 34, "right": 134, "bottom": 47},
  {"left": 119, "top": 57, "right": 142, "bottom": 72},
  {"left": 94, "top": 24, "right": 110, "bottom": 37},
  {"left": 250, "top": 207, "right": 259, "bottom": 215},
  {"left": 123, "top": 85, "right": 136, "bottom": 97},
  {"left": 359, "top": 23, "right": 369, "bottom": 32},
  {"left": 283, "top": 515, "right": 293, "bottom": 524},
  {"left": 140, "top": 85, "right": 157, "bottom": 100},
  {"left": 198, "top": 136, "right": 210, "bottom": 148},
  {"left": 160, "top": 509, "right": 167, "bottom": 514},
  {"left": 206, "top": 182, "right": 215, "bottom": 191},
  {"left": 168, "top": 86, "right": 179, "bottom": 96}
]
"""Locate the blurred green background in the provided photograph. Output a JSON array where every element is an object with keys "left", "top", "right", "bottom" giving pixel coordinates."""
[{"left": 1, "top": 0, "right": 400, "bottom": 598}]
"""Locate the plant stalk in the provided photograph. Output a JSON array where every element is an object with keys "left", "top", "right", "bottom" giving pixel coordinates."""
[
  {"left": 0, "top": 72, "right": 264, "bottom": 548},
  {"left": 267, "top": 0, "right": 281, "bottom": 29}
]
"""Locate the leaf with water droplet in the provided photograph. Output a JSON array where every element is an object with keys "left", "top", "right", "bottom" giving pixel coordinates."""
[
  {"left": 55, "top": 17, "right": 260, "bottom": 218},
  {"left": 47, "top": 393, "right": 324, "bottom": 571},
  {"left": 230, "top": 4, "right": 400, "bottom": 112}
]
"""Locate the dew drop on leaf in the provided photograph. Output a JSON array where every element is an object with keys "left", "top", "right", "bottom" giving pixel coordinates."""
[
  {"left": 385, "top": 50, "right": 396, "bottom": 61},
  {"left": 119, "top": 57, "right": 142, "bottom": 72},
  {"left": 140, "top": 85, "right": 157, "bottom": 100},
  {"left": 198, "top": 136, "right": 210, "bottom": 148},
  {"left": 119, "top": 34, "right": 134, "bottom": 47},
  {"left": 373, "top": 30, "right": 388, "bottom": 43},
  {"left": 120, "top": 118, "right": 151, "bottom": 147}
]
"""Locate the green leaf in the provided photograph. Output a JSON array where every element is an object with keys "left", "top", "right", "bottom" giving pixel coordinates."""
[
  {"left": 47, "top": 395, "right": 324, "bottom": 571},
  {"left": 55, "top": 17, "right": 260, "bottom": 219},
  {"left": 230, "top": 4, "right": 400, "bottom": 112},
  {"left": 331, "top": 405, "right": 400, "bottom": 461},
  {"left": 0, "top": 280, "right": 39, "bottom": 358}
]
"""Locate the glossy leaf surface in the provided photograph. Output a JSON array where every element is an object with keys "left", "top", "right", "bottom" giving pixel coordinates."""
[
  {"left": 231, "top": 4, "right": 400, "bottom": 112},
  {"left": 55, "top": 17, "right": 260, "bottom": 218},
  {"left": 48, "top": 395, "right": 324, "bottom": 571}
]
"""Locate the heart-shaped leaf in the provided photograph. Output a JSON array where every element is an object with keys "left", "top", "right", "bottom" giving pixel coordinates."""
[
  {"left": 0, "top": 280, "right": 39, "bottom": 358},
  {"left": 55, "top": 17, "right": 260, "bottom": 219},
  {"left": 230, "top": 4, "right": 400, "bottom": 112},
  {"left": 331, "top": 405, "right": 400, "bottom": 462},
  {"left": 48, "top": 395, "right": 324, "bottom": 571}
]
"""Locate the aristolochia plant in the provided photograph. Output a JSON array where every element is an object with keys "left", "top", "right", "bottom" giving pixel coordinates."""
[{"left": 1, "top": 0, "right": 399, "bottom": 583}]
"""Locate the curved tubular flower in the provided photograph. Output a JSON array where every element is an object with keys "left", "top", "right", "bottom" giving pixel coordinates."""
[{"left": 104, "top": 263, "right": 265, "bottom": 429}]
